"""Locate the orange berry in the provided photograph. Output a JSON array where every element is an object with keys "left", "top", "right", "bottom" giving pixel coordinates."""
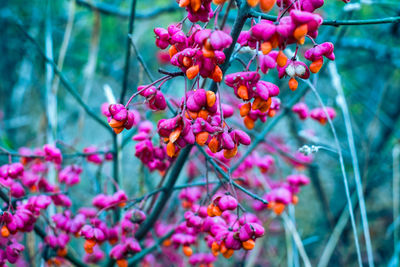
[
  {"left": 240, "top": 102, "right": 251, "bottom": 117},
  {"left": 118, "top": 202, "right": 126, "bottom": 207},
  {"left": 53, "top": 258, "right": 62, "bottom": 266},
  {"left": 213, "top": 0, "right": 226, "bottom": 4},
  {"left": 268, "top": 109, "right": 276, "bottom": 117},
  {"left": 206, "top": 91, "right": 216, "bottom": 107},
  {"left": 223, "top": 146, "right": 238, "bottom": 159},
  {"left": 208, "top": 137, "right": 219, "bottom": 153},
  {"left": 109, "top": 238, "right": 118, "bottom": 245},
  {"left": 207, "top": 204, "right": 216, "bottom": 217},
  {"left": 237, "top": 85, "right": 249, "bottom": 100},
  {"left": 57, "top": 247, "right": 68, "bottom": 257},
  {"left": 186, "top": 110, "right": 198, "bottom": 119},
  {"left": 259, "top": 98, "right": 272, "bottom": 113},
  {"left": 183, "top": 245, "right": 193, "bottom": 257},
  {"left": 252, "top": 97, "right": 262, "bottom": 110},
  {"left": 219, "top": 241, "right": 228, "bottom": 254},
  {"left": 204, "top": 39, "right": 213, "bottom": 51},
  {"left": 113, "top": 127, "right": 124, "bottom": 134},
  {"left": 211, "top": 241, "right": 220, "bottom": 254},
  {"left": 182, "top": 199, "right": 192, "bottom": 209},
  {"left": 270, "top": 34, "right": 279, "bottom": 49},
  {"left": 191, "top": 0, "right": 201, "bottom": 12},
  {"left": 196, "top": 132, "right": 209, "bottom": 146},
  {"left": 292, "top": 195, "right": 299, "bottom": 205},
  {"left": 293, "top": 24, "right": 308, "bottom": 45},
  {"left": 242, "top": 239, "right": 256, "bottom": 250},
  {"left": 260, "top": 0, "right": 276, "bottom": 13},
  {"left": 211, "top": 65, "right": 223, "bottom": 83},
  {"left": 261, "top": 41, "right": 272, "bottom": 55},
  {"left": 182, "top": 56, "right": 192, "bottom": 68},
  {"left": 198, "top": 109, "right": 209, "bottom": 120},
  {"left": 243, "top": 116, "right": 255, "bottom": 130},
  {"left": 162, "top": 238, "right": 172, "bottom": 247},
  {"left": 288, "top": 77, "right": 298, "bottom": 91},
  {"left": 273, "top": 202, "right": 286, "bottom": 215},
  {"left": 267, "top": 201, "right": 275, "bottom": 210},
  {"left": 84, "top": 239, "right": 96, "bottom": 254},
  {"left": 310, "top": 58, "right": 323, "bottom": 73},
  {"left": 1, "top": 225, "right": 9, "bottom": 238},
  {"left": 212, "top": 205, "right": 222, "bottom": 216},
  {"left": 108, "top": 119, "right": 125, "bottom": 128},
  {"left": 166, "top": 142, "right": 176, "bottom": 158},
  {"left": 247, "top": 0, "right": 260, "bottom": 7},
  {"left": 186, "top": 65, "right": 200, "bottom": 80},
  {"left": 202, "top": 47, "right": 215, "bottom": 58},
  {"left": 116, "top": 259, "right": 128, "bottom": 267},
  {"left": 222, "top": 249, "right": 234, "bottom": 259},
  {"left": 169, "top": 128, "right": 182, "bottom": 143},
  {"left": 277, "top": 51, "right": 288, "bottom": 67},
  {"left": 169, "top": 45, "right": 178, "bottom": 58},
  {"left": 179, "top": 0, "right": 190, "bottom": 7}
]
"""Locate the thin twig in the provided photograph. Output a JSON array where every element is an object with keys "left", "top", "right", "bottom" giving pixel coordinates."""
[
  {"left": 329, "top": 61, "right": 374, "bottom": 267},
  {"left": 305, "top": 79, "right": 363, "bottom": 267},
  {"left": 120, "top": 0, "right": 137, "bottom": 103},
  {"left": 248, "top": 10, "right": 400, "bottom": 26}
]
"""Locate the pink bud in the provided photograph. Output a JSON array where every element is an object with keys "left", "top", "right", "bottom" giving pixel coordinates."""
[
  {"left": 124, "top": 111, "right": 135, "bottom": 130},
  {"left": 217, "top": 195, "right": 238, "bottom": 211},
  {"left": 231, "top": 130, "right": 251, "bottom": 146},
  {"left": 193, "top": 89, "right": 207, "bottom": 107},
  {"left": 221, "top": 132, "right": 235, "bottom": 150},
  {"left": 209, "top": 30, "right": 232, "bottom": 50}
]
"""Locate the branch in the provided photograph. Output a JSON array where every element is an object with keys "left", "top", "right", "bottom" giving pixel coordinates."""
[
  {"left": 120, "top": 0, "right": 137, "bottom": 103},
  {"left": 134, "top": 145, "right": 193, "bottom": 240},
  {"left": 12, "top": 19, "right": 112, "bottom": 133},
  {"left": 248, "top": 10, "right": 400, "bottom": 26},
  {"left": 75, "top": 0, "right": 180, "bottom": 20},
  {"left": 129, "top": 229, "right": 175, "bottom": 266},
  {"left": 197, "top": 145, "right": 268, "bottom": 204}
]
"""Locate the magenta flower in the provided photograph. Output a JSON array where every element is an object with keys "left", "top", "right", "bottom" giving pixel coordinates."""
[
  {"left": 292, "top": 102, "right": 309, "bottom": 120},
  {"left": 310, "top": 107, "right": 336, "bottom": 124},
  {"left": 43, "top": 144, "right": 62, "bottom": 165}
]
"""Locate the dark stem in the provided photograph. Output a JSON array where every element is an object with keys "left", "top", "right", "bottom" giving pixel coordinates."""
[
  {"left": 120, "top": 0, "right": 137, "bottom": 103},
  {"left": 134, "top": 145, "right": 193, "bottom": 240}
]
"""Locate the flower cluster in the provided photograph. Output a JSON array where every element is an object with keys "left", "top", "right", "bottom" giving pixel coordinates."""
[
  {"left": 107, "top": 104, "right": 138, "bottom": 134},
  {"left": 292, "top": 102, "right": 336, "bottom": 124},
  {"left": 133, "top": 121, "right": 171, "bottom": 172},
  {"left": 254, "top": 174, "right": 310, "bottom": 214}
]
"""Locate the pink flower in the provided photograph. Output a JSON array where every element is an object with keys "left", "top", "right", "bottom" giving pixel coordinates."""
[
  {"left": 83, "top": 146, "right": 103, "bottom": 165},
  {"left": 292, "top": 102, "right": 309, "bottom": 120},
  {"left": 43, "top": 144, "right": 62, "bottom": 165},
  {"left": 310, "top": 107, "right": 336, "bottom": 124}
]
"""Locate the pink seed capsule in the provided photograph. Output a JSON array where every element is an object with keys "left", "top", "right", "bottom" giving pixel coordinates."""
[{"left": 217, "top": 195, "right": 238, "bottom": 211}]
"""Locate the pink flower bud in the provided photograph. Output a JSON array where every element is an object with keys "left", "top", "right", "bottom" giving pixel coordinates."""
[
  {"left": 209, "top": 30, "right": 232, "bottom": 50},
  {"left": 221, "top": 132, "right": 235, "bottom": 150},
  {"left": 230, "top": 130, "right": 251, "bottom": 146},
  {"left": 109, "top": 104, "right": 128, "bottom": 121},
  {"left": 217, "top": 195, "right": 238, "bottom": 211}
]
